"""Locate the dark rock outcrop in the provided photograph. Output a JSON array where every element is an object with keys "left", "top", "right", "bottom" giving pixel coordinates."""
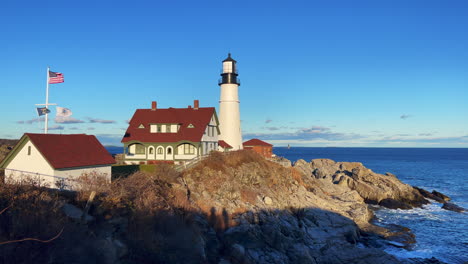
[
  {"left": 413, "top": 186, "right": 446, "bottom": 203},
  {"left": 413, "top": 187, "right": 452, "bottom": 204},
  {"left": 432, "top": 190, "right": 450, "bottom": 202},
  {"left": 441, "top": 202, "right": 465, "bottom": 213},
  {"left": 402, "top": 257, "right": 449, "bottom": 264},
  {"left": 379, "top": 198, "right": 413, "bottom": 210}
]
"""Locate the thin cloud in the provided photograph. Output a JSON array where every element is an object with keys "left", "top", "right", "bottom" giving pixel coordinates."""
[
  {"left": 17, "top": 117, "right": 45, "bottom": 124},
  {"left": 69, "top": 127, "right": 80, "bottom": 130},
  {"left": 300, "top": 126, "right": 331, "bottom": 134},
  {"left": 55, "top": 116, "right": 85, "bottom": 124},
  {"left": 49, "top": 125, "right": 64, "bottom": 130},
  {"left": 261, "top": 126, "right": 293, "bottom": 131},
  {"left": 419, "top": 133, "right": 433, "bottom": 136},
  {"left": 377, "top": 134, "right": 468, "bottom": 144},
  {"left": 262, "top": 127, "right": 281, "bottom": 131},
  {"left": 87, "top": 127, "right": 95, "bottom": 130},
  {"left": 88, "top": 117, "right": 116, "bottom": 124},
  {"left": 400, "top": 114, "right": 412, "bottom": 119},
  {"left": 244, "top": 125, "right": 362, "bottom": 141},
  {"left": 265, "top": 119, "right": 272, "bottom": 124}
]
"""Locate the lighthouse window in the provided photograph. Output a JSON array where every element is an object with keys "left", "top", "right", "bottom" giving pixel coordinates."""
[{"left": 223, "top": 62, "right": 232, "bottom": 73}]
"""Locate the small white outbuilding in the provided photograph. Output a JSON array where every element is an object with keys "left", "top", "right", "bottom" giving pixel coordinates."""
[{"left": 0, "top": 133, "right": 115, "bottom": 190}]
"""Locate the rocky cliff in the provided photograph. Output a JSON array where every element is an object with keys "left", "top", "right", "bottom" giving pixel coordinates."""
[{"left": 0, "top": 150, "right": 448, "bottom": 264}]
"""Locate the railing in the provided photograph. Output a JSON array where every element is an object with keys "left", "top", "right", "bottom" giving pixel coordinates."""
[
  {"left": 218, "top": 77, "right": 241, "bottom": 86},
  {"left": 174, "top": 154, "right": 210, "bottom": 172},
  {"left": 3, "top": 168, "right": 77, "bottom": 191}
]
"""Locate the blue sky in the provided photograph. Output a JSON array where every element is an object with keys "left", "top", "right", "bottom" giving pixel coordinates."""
[{"left": 1, "top": 0, "right": 467, "bottom": 147}]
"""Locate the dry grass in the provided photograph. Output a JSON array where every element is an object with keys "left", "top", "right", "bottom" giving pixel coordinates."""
[
  {"left": 191, "top": 150, "right": 270, "bottom": 174},
  {"left": 290, "top": 167, "right": 304, "bottom": 186},
  {"left": 99, "top": 164, "right": 183, "bottom": 215},
  {"left": 240, "top": 188, "right": 258, "bottom": 204}
]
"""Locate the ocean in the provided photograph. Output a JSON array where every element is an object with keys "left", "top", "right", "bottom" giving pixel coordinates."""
[{"left": 274, "top": 147, "right": 468, "bottom": 264}]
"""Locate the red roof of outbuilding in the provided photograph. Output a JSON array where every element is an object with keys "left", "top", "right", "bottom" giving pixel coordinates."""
[
  {"left": 243, "top": 139, "right": 273, "bottom": 147},
  {"left": 218, "top": 140, "right": 232, "bottom": 149},
  {"left": 122, "top": 107, "right": 217, "bottom": 143},
  {"left": 26, "top": 133, "right": 115, "bottom": 169}
]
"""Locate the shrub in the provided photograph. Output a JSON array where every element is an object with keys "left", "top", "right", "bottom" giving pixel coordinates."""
[
  {"left": 75, "top": 171, "right": 110, "bottom": 202},
  {"left": 153, "top": 163, "right": 180, "bottom": 183}
]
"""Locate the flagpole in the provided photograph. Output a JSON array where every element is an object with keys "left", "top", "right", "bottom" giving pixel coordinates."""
[{"left": 45, "top": 66, "right": 49, "bottom": 134}]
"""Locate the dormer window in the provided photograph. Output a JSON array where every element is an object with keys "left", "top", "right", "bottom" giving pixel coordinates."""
[
  {"left": 188, "top": 124, "right": 194, "bottom": 128},
  {"left": 138, "top": 124, "right": 145, "bottom": 129}
]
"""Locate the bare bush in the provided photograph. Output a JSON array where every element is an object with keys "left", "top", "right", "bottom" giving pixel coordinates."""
[{"left": 75, "top": 171, "right": 110, "bottom": 201}]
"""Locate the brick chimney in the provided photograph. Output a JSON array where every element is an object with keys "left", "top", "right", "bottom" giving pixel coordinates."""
[
  {"left": 151, "top": 101, "right": 157, "bottom": 111},
  {"left": 194, "top": 100, "right": 199, "bottom": 110}
]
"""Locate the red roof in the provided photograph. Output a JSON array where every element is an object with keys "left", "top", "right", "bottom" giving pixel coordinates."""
[
  {"left": 243, "top": 139, "right": 273, "bottom": 147},
  {"left": 122, "top": 107, "right": 216, "bottom": 143},
  {"left": 26, "top": 133, "right": 115, "bottom": 169},
  {"left": 218, "top": 140, "right": 232, "bottom": 149}
]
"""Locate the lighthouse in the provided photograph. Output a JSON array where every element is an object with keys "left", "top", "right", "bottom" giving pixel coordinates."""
[{"left": 218, "top": 53, "right": 243, "bottom": 150}]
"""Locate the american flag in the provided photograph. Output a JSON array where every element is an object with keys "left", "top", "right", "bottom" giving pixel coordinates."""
[{"left": 49, "top": 70, "right": 64, "bottom": 84}]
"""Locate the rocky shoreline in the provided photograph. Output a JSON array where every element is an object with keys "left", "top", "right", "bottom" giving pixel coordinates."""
[
  {"left": 171, "top": 154, "right": 461, "bottom": 264},
  {"left": 0, "top": 150, "right": 464, "bottom": 263}
]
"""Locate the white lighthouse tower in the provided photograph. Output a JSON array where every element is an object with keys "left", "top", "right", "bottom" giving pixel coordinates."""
[{"left": 218, "top": 53, "right": 243, "bottom": 150}]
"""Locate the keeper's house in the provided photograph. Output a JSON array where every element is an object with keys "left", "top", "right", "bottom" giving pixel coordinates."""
[
  {"left": 121, "top": 100, "right": 220, "bottom": 164},
  {"left": 0, "top": 133, "right": 115, "bottom": 189}
]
